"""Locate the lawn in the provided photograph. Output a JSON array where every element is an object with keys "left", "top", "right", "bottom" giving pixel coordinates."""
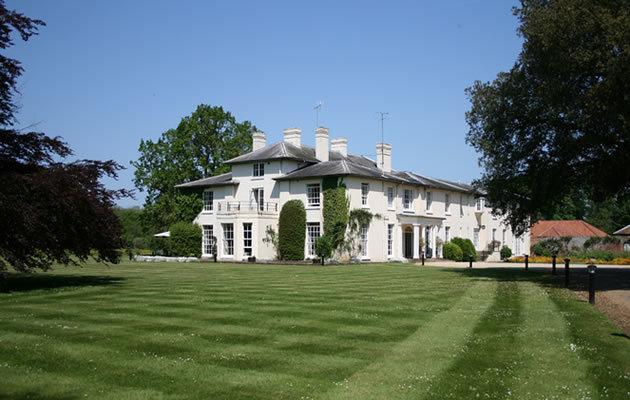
[{"left": 0, "top": 262, "right": 628, "bottom": 400}]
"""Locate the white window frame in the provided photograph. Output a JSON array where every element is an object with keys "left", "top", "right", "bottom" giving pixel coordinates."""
[
  {"left": 387, "top": 187, "right": 394, "bottom": 209},
  {"left": 360, "top": 224, "right": 369, "bottom": 258},
  {"left": 445, "top": 193, "right": 450, "bottom": 215},
  {"left": 203, "top": 225, "right": 214, "bottom": 255},
  {"left": 403, "top": 189, "right": 413, "bottom": 211},
  {"left": 306, "top": 184, "right": 321, "bottom": 208},
  {"left": 202, "top": 190, "right": 213, "bottom": 212},
  {"left": 473, "top": 228, "right": 479, "bottom": 249},
  {"left": 361, "top": 183, "right": 369, "bottom": 206},
  {"left": 387, "top": 224, "right": 394, "bottom": 257},
  {"left": 502, "top": 229, "right": 506, "bottom": 245},
  {"left": 475, "top": 197, "right": 484, "bottom": 211},
  {"left": 253, "top": 162, "right": 265, "bottom": 177},
  {"left": 243, "top": 223, "right": 253, "bottom": 257},
  {"left": 253, "top": 188, "right": 264, "bottom": 211},
  {"left": 222, "top": 223, "right": 234, "bottom": 256},
  {"left": 306, "top": 222, "right": 321, "bottom": 258},
  {"left": 426, "top": 191, "right": 432, "bottom": 212}
]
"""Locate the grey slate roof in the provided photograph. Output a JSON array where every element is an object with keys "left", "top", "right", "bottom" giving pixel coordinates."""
[
  {"left": 175, "top": 172, "right": 237, "bottom": 188},
  {"left": 178, "top": 141, "right": 479, "bottom": 193},
  {"left": 225, "top": 142, "right": 319, "bottom": 164},
  {"left": 275, "top": 159, "right": 407, "bottom": 183}
]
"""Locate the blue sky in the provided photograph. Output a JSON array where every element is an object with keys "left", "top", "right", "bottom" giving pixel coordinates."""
[{"left": 7, "top": 0, "right": 521, "bottom": 207}]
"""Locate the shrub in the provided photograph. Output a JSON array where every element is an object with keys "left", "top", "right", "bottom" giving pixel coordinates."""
[
  {"left": 169, "top": 222, "right": 202, "bottom": 257},
  {"left": 278, "top": 199, "right": 306, "bottom": 260},
  {"left": 500, "top": 245, "right": 512, "bottom": 260},
  {"left": 531, "top": 242, "right": 550, "bottom": 257},
  {"left": 322, "top": 180, "right": 349, "bottom": 251},
  {"left": 315, "top": 235, "right": 333, "bottom": 264},
  {"left": 451, "top": 237, "right": 476, "bottom": 260},
  {"left": 443, "top": 242, "right": 463, "bottom": 261}
]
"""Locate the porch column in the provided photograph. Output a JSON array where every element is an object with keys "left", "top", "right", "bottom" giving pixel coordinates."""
[
  {"left": 413, "top": 224, "right": 420, "bottom": 259},
  {"left": 396, "top": 224, "right": 404, "bottom": 259},
  {"left": 431, "top": 227, "right": 437, "bottom": 257},
  {"left": 420, "top": 225, "right": 426, "bottom": 256}
]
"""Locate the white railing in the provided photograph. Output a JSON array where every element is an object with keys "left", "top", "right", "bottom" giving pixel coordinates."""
[{"left": 217, "top": 201, "right": 278, "bottom": 214}]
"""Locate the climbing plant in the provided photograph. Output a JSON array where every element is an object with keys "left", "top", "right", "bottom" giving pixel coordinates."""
[
  {"left": 342, "top": 208, "right": 381, "bottom": 260},
  {"left": 322, "top": 177, "right": 349, "bottom": 252},
  {"left": 278, "top": 200, "right": 306, "bottom": 260}
]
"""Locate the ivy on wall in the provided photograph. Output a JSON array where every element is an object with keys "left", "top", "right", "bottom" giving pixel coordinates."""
[{"left": 322, "top": 177, "right": 349, "bottom": 251}]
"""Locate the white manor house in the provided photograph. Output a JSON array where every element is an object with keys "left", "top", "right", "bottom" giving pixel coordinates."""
[{"left": 176, "top": 127, "right": 530, "bottom": 262}]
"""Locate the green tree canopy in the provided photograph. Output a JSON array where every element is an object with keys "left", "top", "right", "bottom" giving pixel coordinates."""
[
  {"left": 0, "top": 1, "right": 128, "bottom": 273},
  {"left": 132, "top": 105, "right": 255, "bottom": 232},
  {"left": 466, "top": 0, "right": 630, "bottom": 234}
]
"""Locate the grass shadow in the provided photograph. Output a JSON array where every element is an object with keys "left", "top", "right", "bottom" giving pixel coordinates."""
[
  {"left": 1, "top": 273, "right": 125, "bottom": 293},
  {"left": 449, "top": 266, "right": 630, "bottom": 293}
]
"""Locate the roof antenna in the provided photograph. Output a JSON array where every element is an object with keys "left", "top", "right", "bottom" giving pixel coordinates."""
[
  {"left": 377, "top": 111, "right": 389, "bottom": 145},
  {"left": 314, "top": 101, "right": 323, "bottom": 128}
]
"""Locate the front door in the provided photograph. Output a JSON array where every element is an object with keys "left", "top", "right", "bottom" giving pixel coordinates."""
[{"left": 403, "top": 228, "right": 413, "bottom": 258}]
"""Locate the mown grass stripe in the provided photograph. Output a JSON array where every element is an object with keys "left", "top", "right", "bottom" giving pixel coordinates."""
[
  {"left": 421, "top": 280, "right": 523, "bottom": 399},
  {"left": 318, "top": 280, "right": 497, "bottom": 400}
]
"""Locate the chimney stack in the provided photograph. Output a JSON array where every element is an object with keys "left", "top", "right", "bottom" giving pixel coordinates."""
[
  {"left": 252, "top": 132, "right": 266, "bottom": 151},
  {"left": 283, "top": 128, "right": 301, "bottom": 147},
  {"left": 315, "top": 127, "right": 329, "bottom": 161},
  {"left": 376, "top": 143, "right": 392, "bottom": 172},
  {"left": 331, "top": 138, "right": 348, "bottom": 157}
]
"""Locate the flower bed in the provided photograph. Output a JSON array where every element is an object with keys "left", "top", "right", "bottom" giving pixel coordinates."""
[{"left": 509, "top": 256, "right": 630, "bottom": 265}]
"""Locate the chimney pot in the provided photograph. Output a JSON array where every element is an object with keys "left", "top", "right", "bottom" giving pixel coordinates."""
[
  {"left": 376, "top": 143, "right": 392, "bottom": 172},
  {"left": 315, "top": 127, "right": 329, "bottom": 162},
  {"left": 252, "top": 132, "right": 266, "bottom": 151},
  {"left": 283, "top": 128, "right": 301, "bottom": 147},
  {"left": 331, "top": 138, "right": 348, "bottom": 157}
]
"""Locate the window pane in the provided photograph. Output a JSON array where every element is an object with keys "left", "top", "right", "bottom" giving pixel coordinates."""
[
  {"left": 306, "top": 223, "right": 320, "bottom": 257},
  {"left": 243, "top": 223, "right": 252, "bottom": 256},
  {"left": 203, "top": 225, "right": 214, "bottom": 255}
]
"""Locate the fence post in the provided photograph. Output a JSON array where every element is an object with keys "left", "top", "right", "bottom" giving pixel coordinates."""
[
  {"left": 525, "top": 254, "right": 529, "bottom": 270},
  {"left": 469, "top": 254, "right": 473, "bottom": 269},
  {"left": 587, "top": 264, "right": 597, "bottom": 305},
  {"left": 564, "top": 258, "right": 570, "bottom": 288},
  {"left": 421, "top": 252, "right": 425, "bottom": 266},
  {"left": 552, "top": 254, "right": 557, "bottom": 275}
]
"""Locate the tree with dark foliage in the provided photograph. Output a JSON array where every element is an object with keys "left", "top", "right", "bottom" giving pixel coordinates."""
[
  {"left": 466, "top": 0, "right": 630, "bottom": 234},
  {"left": 0, "top": 1, "right": 128, "bottom": 274}
]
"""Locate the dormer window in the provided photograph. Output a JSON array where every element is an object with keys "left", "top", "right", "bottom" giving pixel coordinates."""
[{"left": 253, "top": 163, "right": 265, "bottom": 177}]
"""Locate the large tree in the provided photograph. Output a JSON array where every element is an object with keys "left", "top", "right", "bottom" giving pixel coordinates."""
[
  {"left": 132, "top": 104, "right": 255, "bottom": 232},
  {"left": 0, "top": 1, "right": 128, "bottom": 273},
  {"left": 466, "top": 0, "right": 630, "bottom": 234}
]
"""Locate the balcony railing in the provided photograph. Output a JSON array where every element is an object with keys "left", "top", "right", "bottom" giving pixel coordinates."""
[{"left": 217, "top": 201, "right": 278, "bottom": 214}]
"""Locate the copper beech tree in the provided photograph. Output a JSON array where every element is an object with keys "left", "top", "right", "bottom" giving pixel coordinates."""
[{"left": 0, "top": 1, "right": 129, "bottom": 273}]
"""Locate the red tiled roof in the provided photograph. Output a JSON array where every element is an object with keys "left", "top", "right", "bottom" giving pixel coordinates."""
[{"left": 531, "top": 220, "right": 607, "bottom": 239}]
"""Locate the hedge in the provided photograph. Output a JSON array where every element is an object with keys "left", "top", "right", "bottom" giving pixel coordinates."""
[
  {"left": 169, "top": 222, "right": 202, "bottom": 257},
  {"left": 322, "top": 178, "right": 349, "bottom": 251},
  {"left": 451, "top": 237, "right": 476, "bottom": 260},
  {"left": 443, "top": 242, "right": 463, "bottom": 261},
  {"left": 278, "top": 199, "right": 306, "bottom": 260}
]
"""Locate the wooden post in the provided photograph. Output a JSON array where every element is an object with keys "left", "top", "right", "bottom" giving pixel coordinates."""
[
  {"left": 525, "top": 254, "right": 529, "bottom": 270},
  {"left": 564, "top": 258, "right": 570, "bottom": 288},
  {"left": 587, "top": 265, "right": 597, "bottom": 305},
  {"left": 552, "top": 254, "right": 557, "bottom": 275}
]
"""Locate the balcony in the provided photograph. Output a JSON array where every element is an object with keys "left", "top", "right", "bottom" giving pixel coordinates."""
[{"left": 217, "top": 201, "right": 278, "bottom": 215}]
